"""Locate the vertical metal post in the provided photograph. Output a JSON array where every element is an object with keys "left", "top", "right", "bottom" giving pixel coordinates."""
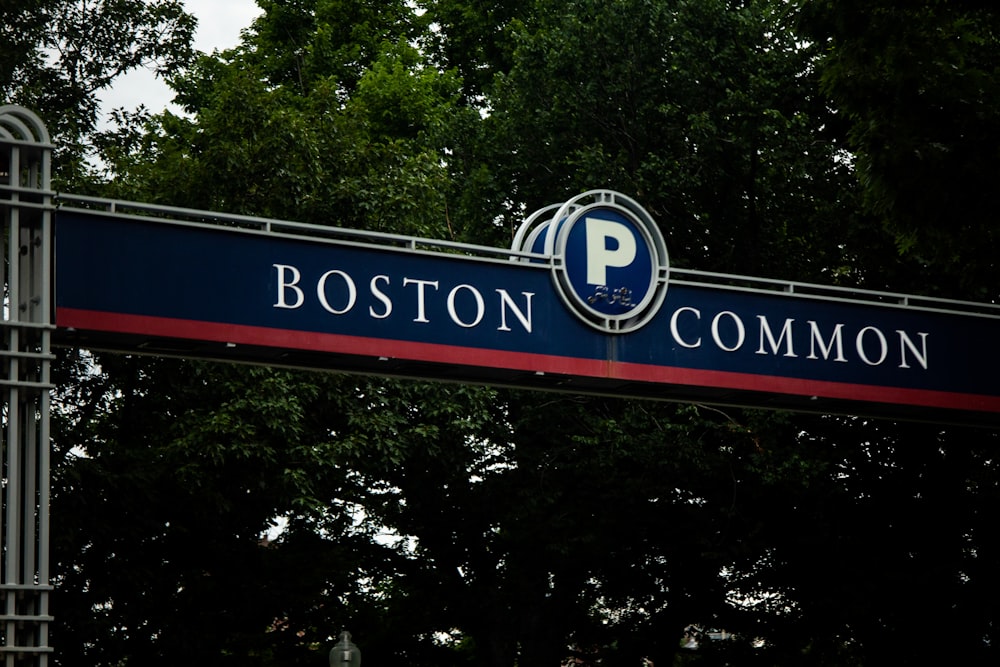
[{"left": 0, "top": 106, "right": 55, "bottom": 665}]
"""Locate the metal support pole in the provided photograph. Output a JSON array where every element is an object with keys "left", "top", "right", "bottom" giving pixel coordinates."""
[{"left": 0, "top": 106, "right": 56, "bottom": 665}]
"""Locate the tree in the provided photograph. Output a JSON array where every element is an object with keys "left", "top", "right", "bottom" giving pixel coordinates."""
[
  {"left": 40, "top": 0, "right": 1000, "bottom": 665},
  {"left": 49, "top": 2, "right": 496, "bottom": 664},
  {"left": 0, "top": 0, "right": 195, "bottom": 181},
  {"left": 443, "top": 0, "right": 879, "bottom": 283},
  {"left": 51, "top": 355, "right": 418, "bottom": 665},
  {"left": 421, "top": 0, "right": 533, "bottom": 102},
  {"left": 797, "top": 0, "right": 1000, "bottom": 298},
  {"left": 99, "top": 5, "right": 469, "bottom": 240}
]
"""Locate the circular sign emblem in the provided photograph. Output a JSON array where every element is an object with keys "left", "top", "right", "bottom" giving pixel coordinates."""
[{"left": 530, "top": 191, "right": 668, "bottom": 333}]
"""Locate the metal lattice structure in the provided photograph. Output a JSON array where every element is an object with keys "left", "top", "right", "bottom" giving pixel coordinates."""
[{"left": 0, "top": 106, "right": 54, "bottom": 665}]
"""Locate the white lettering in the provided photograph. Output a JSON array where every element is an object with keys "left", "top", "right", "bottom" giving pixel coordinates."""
[
  {"left": 711, "top": 311, "right": 746, "bottom": 352},
  {"left": 369, "top": 275, "right": 392, "bottom": 319},
  {"left": 807, "top": 321, "right": 847, "bottom": 362},
  {"left": 403, "top": 278, "right": 439, "bottom": 323},
  {"left": 273, "top": 264, "right": 305, "bottom": 309},
  {"left": 670, "top": 307, "right": 702, "bottom": 349},
  {"left": 897, "top": 330, "right": 929, "bottom": 369},
  {"left": 317, "top": 270, "right": 357, "bottom": 315},
  {"left": 497, "top": 290, "right": 534, "bottom": 333},
  {"left": 756, "top": 316, "right": 797, "bottom": 357},
  {"left": 447, "top": 284, "right": 486, "bottom": 328},
  {"left": 268, "top": 262, "right": 935, "bottom": 378},
  {"left": 585, "top": 217, "right": 637, "bottom": 285},
  {"left": 856, "top": 326, "right": 888, "bottom": 366}
]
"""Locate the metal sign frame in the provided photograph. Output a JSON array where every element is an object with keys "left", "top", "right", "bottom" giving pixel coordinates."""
[
  {"left": 52, "top": 194, "right": 1000, "bottom": 425},
  {"left": 0, "top": 105, "right": 54, "bottom": 664}
]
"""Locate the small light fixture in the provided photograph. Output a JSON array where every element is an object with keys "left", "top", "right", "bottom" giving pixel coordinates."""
[{"left": 330, "top": 630, "right": 361, "bottom": 667}]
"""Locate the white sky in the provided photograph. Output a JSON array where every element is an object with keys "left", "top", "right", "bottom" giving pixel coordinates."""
[{"left": 99, "top": 0, "right": 263, "bottom": 120}]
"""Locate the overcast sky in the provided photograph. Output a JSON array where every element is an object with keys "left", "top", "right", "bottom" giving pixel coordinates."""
[{"left": 99, "top": 0, "right": 262, "bottom": 119}]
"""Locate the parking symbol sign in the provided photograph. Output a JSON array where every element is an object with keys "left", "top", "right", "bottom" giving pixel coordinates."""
[
  {"left": 514, "top": 190, "right": 669, "bottom": 333},
  {"left": 584, "top": 216, "right": 638, "bottom": 286}
]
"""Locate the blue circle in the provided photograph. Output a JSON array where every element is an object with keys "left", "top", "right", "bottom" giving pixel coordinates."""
[{"left": 561, "top": 207, "right": 655, "bottom": 317}]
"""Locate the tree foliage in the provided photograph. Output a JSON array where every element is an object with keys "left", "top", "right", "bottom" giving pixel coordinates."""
[
  {"left": 798, "top": 0, "right": 1000, "bottom": 297},
  {"left": 482, "top": 0, "right": 863, "bottom": 278},
  {"left": 7, "top": 0, "right": 1000, "bottom": 665},
  {"left": 0, "top": 0, "right": 194, "bottom": 178}
]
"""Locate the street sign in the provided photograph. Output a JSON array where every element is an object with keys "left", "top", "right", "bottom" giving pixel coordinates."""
[{"left": 54, "top": 192, "right": 1000, "bottom": 425}]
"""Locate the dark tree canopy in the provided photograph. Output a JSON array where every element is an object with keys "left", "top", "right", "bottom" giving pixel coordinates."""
[
  {"left": 798, "top": 0, "right": 1000, "bottom": 298},
  {"left": 0, "top": 0, "right": 195, "bottom": 179},
  {"left": 6, "top": 1, "right": 1000, "bottom": 665}
]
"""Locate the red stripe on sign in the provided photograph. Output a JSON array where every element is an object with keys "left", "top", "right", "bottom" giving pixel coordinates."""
[
  {"left": 607, "top": 361, "right": 1000, "bottom": 414},
  {"left": 55, "top": 308, "right": 610, "bottom": 377},
  {"left": 56, "top": 307, "right": 1000, "bottom": 414}
]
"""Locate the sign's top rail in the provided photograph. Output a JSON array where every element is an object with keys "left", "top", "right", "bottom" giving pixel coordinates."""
[
  {"left": 57, "top": 193, "right": 539, "bottom": 264},
  {"left": 57, "top": 192, "right": 1000, "bottom": 321},
  {"left": 674, "top": 268, "right": 1000, "bottom": 320}
]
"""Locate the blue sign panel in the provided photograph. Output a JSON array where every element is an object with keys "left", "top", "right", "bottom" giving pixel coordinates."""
[{"left": 53, "top": 198, "right": 1000, "bottom": 425}]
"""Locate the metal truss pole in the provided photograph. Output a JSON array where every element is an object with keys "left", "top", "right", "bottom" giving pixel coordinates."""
[{"left": 0, "top": 106, "right": 55, "bottom": 665}]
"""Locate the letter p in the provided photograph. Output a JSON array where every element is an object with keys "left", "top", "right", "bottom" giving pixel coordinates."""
[{"left": 585, "top": 217, "right": 636, "bottom": 286}]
